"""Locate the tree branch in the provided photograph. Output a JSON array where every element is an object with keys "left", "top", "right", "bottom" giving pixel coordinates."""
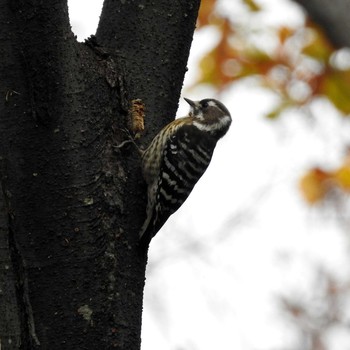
[
  {"left": 5, "top": 0, "right": 79, "bottom": 123},
  {"left": 10, "top": 0, "right": 73, "bottom": 48}
]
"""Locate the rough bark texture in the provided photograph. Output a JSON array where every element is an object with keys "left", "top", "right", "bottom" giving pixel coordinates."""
[
  {"left": 96, "top": 0, "right": 199, "bottom": 142},
  {"left": 0, "top": 0, "right": 200, "bottom": 349},
  {"left": 293, "top": 0, "right": 350, "bottom": 48}
]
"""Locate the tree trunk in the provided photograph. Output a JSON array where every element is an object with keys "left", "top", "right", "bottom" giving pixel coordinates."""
[
  {"left": 0, "top": 0, "right": 200, "bottom": 349},
  {"left": 293, "top": 0, "right": 350, "bottom": 48}
]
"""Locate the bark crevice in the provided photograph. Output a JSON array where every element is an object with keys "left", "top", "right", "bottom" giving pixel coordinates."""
[{"left": 8, "top": 221, "right": 40, "bottom": 348}]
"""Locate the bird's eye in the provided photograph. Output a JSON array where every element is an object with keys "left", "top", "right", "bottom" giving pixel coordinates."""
[{"left": 201, "top": 101, "right": 209, "bottom": 108}]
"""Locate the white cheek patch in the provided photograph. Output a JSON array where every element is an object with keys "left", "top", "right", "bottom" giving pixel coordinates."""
[
  {"left": 195, "top": 111, "right": 204, "bottom": 121},
  {"left": 208, "top": 100, "right": 216, "bottom": 107},
  {"left": 218, "top": 115, "right": 231, "bottom": 128},
  {"left": 193, "top": 114, "right": 231, "bottom": 132},
  {"left": 193, "top": 120, "right": 212, "bottom": 132}
]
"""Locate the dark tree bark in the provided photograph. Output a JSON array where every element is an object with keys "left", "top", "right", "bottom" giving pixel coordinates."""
[
  {"left": 293, "top": 0, "right": 350, "bottom": 48},
  {"left": 0, "top": 0, "right": 200, "bottom": 349}
]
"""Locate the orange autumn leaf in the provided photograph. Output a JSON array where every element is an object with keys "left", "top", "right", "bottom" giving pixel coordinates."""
[
  {"left": 318, "top": 69, "right": 350, "bottom": 114},
  {"left": 333, "top": 166, "right": 350, "bottom": 191},
  {"left": 198, "top": 45, "right": 237, "bottom": 87},
  {"left": 195, "top": 0, "right": 350, "bottom": 124},
  {"left": 265, "top": 100, "right": 293, "bottom": 119},
  {"left": 243, "top": 49, "right": 276, "bottom": 75},
  {"left": 278, "top": 26, "right": 296, "bottom": 44},
  {"left": 299, "top": 168, "right": 330, "bottom": 203},
  {"left": 197, "top": 16, "right": 278, "bottom": 89},
  {"left": 197, "top": 0, "right": 218, "bottom": 27},
  {"left": 300, "top": 152, "right": 350, "bottom": 204},
  {"left": 333, "top": 153, "right": 350, "bottom": 191},
  {"left": 302, "top": 21, "right": 334, "bottom": 62},
  {"left": 197, "top": 18, "right": 239, "bottom": 88},
  {"left": 242, "top": 0, "right": 261, "bottom": 12}
]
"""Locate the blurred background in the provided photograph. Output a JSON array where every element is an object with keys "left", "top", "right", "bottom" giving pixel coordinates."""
[{"left": 69, "top": 0, "right": 350, "bottom": 349}]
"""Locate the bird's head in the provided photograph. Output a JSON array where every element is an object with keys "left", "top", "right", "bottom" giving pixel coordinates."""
[{"left": 184, "top": 97, "right": 232, "bottom": 136}]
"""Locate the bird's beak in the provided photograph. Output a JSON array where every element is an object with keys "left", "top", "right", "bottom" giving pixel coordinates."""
[{"left": 184, "top": 98, "right": 196, "bottom": 108}]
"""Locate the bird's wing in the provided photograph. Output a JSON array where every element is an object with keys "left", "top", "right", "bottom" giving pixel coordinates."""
[{"left": 139, "top": 124, "right": 217, "bottom": 245}]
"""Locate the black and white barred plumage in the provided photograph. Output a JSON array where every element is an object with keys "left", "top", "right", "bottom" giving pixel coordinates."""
[{"left": 139, "top": 98, "right": 231, "bottom": 246}]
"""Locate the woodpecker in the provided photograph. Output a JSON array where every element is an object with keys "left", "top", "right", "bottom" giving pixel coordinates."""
[{"left": 139, "top": 98, "right": 231, "bottom": 247}]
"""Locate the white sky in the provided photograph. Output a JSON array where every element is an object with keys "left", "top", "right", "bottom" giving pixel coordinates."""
[{"left": 68, "top": 1, "right": 350, "bottom": 349}]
